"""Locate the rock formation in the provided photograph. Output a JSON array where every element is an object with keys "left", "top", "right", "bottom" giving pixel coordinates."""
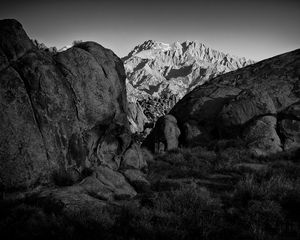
[
  {"left": 142, "top": 115, "right": 181, "bottom": 153},
  {"left": 0, "top": 19, "right": 147, "bottom": 197},
  {"left": 144, "top": 49, "right": 300, "bottom": 155}
]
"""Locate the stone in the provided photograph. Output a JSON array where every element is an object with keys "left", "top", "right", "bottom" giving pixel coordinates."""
[
  {"left": 121, "top": 143, "right": 147, "bottom": 170},
  {"left": 0, "top": 66, "right": 49, "bottom": 190},
  {"left": 0, "top": 19, "right": 131, "bottom": 191},
  {"left": 123, "top": 169, "right": 151, "bottom": 193},
  {"left": 279, "top": 102, "right": 300, "bottom": 150},
  {"left": 142, "top": 114, "right": 181, "bottom": 153},
  {"left": 243, "top": 116, "right": 282, "bottom": 156},
  {"left": 280, "top": 119, "right": 300, "bottom": 150},
  {"left": 220, "top": 89, "right": 276, "bottom": 127},
  {"left": 93, "top": 166, "right": 137, "bottom": 199}
]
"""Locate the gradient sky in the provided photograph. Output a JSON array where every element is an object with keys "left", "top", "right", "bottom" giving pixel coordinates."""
[{"left": 1, "top": 0, "right": 299, "bottom": 60}]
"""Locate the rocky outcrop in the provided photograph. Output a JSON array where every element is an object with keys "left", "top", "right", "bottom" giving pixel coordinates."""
[
  {"left": 165, "top": 48, "right": 300, "bottom": 155},
  {"left": 0, "top": 19, "right": 144, "bottom": 194},
  {"left": 142, "top": 115, "right": 181, "bottom": 153}
]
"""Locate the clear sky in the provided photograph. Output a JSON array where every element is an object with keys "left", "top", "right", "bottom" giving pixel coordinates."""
[{"left": 1, "top": 0, "right": 299, "bottom": 60}]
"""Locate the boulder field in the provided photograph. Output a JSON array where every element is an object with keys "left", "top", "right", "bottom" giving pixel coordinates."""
[{"left": 143, "top": 49, "right": 300, "bottom": 156}]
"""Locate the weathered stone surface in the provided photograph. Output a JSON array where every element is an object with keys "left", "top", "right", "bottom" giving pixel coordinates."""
[
  {"left": 121, "top": 143, "right": 147, "bottom": 170},
  {"left": 123, "top": 169, "right": 151, "bottom": 193},
  {"left": 0, "top": 66, "right": 49, "bottom": 190},
  {"left": 243, "top": 116, "right": 282, "bottom": 156},
  {"left": 143, "top": 114, "right": 180, "bottom": 153},
  {"left": 0, "top": 19, "right": 131, "bottom": 191},
  {"left": 220, "top": 89, "right": 276, "bottom": 127},
  {"left": 166, "top": 48, "right": 300, "bottom": 155},
  {"left": 0, "top": 19, "right": 33, "bottom": 70},
  {"left": 279, "top": 102, "right": 300, "bottom": 150},
  {"left": 93, "top": 166, "right": 137, "bottom": 199}
]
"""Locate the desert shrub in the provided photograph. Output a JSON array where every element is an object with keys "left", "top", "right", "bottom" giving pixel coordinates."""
[
  {"left": 244, "top": 200, "right": 284, "bottom": 240},
  {"left": 229, "top": 170, "right": 300, "bottom": 239},
  {"left": 0, "top": 204, "right": 76, "bottom": 240},
  {"left": 232, "top": 173, "right": 298, "bottom": 205},
  {"left": 73, "top": 40, "right": 83, "bottom": 46},
  {"left": 154, "top": 147, "right": 217, "bottom": 179},
  {"left": 114, "top": 185, "right": 225, "bottom": 240}
]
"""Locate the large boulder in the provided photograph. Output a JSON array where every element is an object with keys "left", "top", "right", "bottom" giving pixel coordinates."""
[
  {"left": 0, "top": 19, "right": 132, "bottom": 191},
  {"left": 167, "top": 48, "right": 300, "bottom": 155},
  {"left": 279, "top": 102, "right": 300, "bottom": 150},
  {"left": 79, "top": 166, "right": 137, "bottom": 200},
  {"left": 142, "top": 114, "right": 180, "bottom": 153},
  {"left": 243, "top": 116, "right": 282, "bottom": 156}
]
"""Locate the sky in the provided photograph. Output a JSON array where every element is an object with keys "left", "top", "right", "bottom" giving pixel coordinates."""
[{"left": 0, "top": 0, "right": 299, "bottom": 61}]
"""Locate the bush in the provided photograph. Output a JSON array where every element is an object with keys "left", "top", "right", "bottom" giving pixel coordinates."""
[
  {"left": 245, "top": 200, "right": 284, "bottom": 240},
  {"left": 154, "top": 147, "right": 217, "bottom": 179},
  {"left": 114, "top": 185, "right": 225, "bottom": 240}
]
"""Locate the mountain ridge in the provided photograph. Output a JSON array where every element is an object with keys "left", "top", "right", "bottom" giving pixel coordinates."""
[{"left": 124, "top": 39, "right": 255, "bottom": 101}]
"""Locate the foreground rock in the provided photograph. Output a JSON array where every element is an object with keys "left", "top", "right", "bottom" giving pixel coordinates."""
[
  {"left": 0, "top": 19, "right": 145, "bottom": 194},
  {"left": 144, "top": 49, "right": 300, "bottom": 155}
]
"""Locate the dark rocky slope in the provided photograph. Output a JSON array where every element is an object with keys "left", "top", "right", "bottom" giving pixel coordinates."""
[
  {"left": 0, "top": 19, "right": 147, "bottom": 199},
  {"left": 143, "top": 49, "right": 300, "bottom": 155}
]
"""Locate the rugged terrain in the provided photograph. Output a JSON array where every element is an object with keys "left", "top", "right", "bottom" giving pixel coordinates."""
[
  {"left": 144, "top": 48, "right": 300, "bottom": 156},
  {"left": 0, "top": 19, "right": 299, "bottom": 240},
  {"left": 125, "top": 40, "right": 254, "bottom": 133}
]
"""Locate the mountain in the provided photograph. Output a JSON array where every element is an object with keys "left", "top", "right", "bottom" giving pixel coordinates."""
[
  {"left": 124, "top": 39, "right": 255, "bottom": 100},
  {"left": 143, "top": 48, "right": 300, "bottom": 156},
  {"left": 124, "top": 40, "right": 255, "bottom": 133}
]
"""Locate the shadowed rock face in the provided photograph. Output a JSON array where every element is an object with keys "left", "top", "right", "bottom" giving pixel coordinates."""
[
  {"left": 0, "top": 19, "right": 133, "bottom": 191},
  {"left": 142, "top": 114, "right": 181, "bottom": 153},
  {"left": 166, "top": 48, "right": 300, "bottom": 155}
]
